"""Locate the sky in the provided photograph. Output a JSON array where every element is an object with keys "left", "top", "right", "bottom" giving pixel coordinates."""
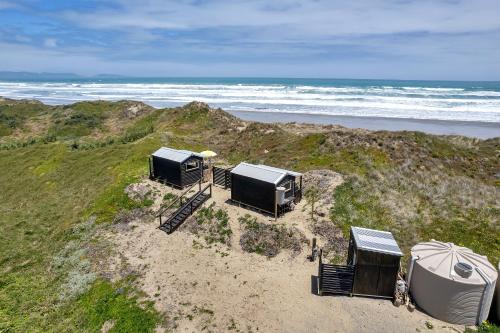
[{"left": 0, "top": 0, "right": 499, "bottom": 80}]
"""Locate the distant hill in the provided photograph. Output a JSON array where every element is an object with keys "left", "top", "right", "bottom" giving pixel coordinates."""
[{"left": 0, "top": 71, "right": 125, "bottom": 80}]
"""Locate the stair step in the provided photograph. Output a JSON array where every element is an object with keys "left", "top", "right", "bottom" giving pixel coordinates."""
[{"left": 159, "top": 188, "right": 211, "bottom": 233}]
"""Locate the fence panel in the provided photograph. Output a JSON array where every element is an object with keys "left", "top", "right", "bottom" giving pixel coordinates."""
[
  {"left": 213, "top": 166, "right": 232, "bottom": 188},
  {"left": 319, "top": 263, "right": 355, "bottom": 295}
]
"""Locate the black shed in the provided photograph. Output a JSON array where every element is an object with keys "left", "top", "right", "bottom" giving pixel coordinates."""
[
  {"left": 149, "top": 147, "right": 204, "bottom": 188},
  {"left": 230, "top": 162, "right": 302, "bottom": 218},
  {"left": 347, "top": 226, "right": 403, "bottom": 299}
]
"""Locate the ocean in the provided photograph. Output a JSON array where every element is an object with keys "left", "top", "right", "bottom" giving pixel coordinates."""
[{"left": 1, "top": 77, "right": 500, "bottom": 125}]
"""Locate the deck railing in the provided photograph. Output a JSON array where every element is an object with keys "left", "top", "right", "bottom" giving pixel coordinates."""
[{"left": 156, "top": 181, "right": 202, "bottom": 226}]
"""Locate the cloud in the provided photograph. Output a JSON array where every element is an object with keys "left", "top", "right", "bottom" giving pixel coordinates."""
[
  {"left": 0, "top": 1, "right": 16, "bottom": 10},
  {"left": 0, "top": 0, "right": 500, "bottom": 79},
  {"left": 44, "top": 38, "right": 57, "bottom": 47},
  {"left": 61, "top": 0, "right": 500, "bottom": 37}
]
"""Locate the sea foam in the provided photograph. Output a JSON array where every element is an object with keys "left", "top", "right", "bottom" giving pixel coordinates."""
[{"left": 0, "top": 80, "right": 499, "bottom": 122}]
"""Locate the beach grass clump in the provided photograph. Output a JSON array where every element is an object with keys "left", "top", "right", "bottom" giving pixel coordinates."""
[
  {"left": 52, "top": 217, "right": 98, "bottom": 301},
  {"left": 0, "top": 133, "right": 57, "bottom": 150},
  {"left": 310, "top": 219, "right": 348, "bottom": 264},
  {"left": 49, "top": 102, "right": 110, "bottom": 138},
  {"left": 118, "top": 108, "right": 161, "bottom": 143},
  {"left": 239, "top": 214, "right": 309, "bottom": 257},
  {"left": 182, "top": 203, "right": 232, "bottom": 246},
  {"left": 0, "top": 99, "right": 48, "bottom": 136}
]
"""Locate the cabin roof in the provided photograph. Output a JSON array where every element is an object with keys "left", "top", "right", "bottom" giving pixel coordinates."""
[
  {"left": 351, "top": 226, "right": 403, "bottom": 256},
  {"left": 152, "top": 147, "right": 202, "bottom": 163},
  {"left": 231, "top": 162, "right": 302, "bottom": 185}
]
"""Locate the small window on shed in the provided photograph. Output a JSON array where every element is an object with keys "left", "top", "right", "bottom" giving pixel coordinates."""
[
  {"left": 185, "top": 160, "right": 199, "bottom": 172},
  {"left": 282, "top": 181, "right": 292, "bottom": 191}
]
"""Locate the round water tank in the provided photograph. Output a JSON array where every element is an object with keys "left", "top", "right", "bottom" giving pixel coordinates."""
[
  {"left": 496, "top": 262, "right": 500, "bottom": 322},
  {"left": 409, "top": 241, "right": 497, "bottom": 325}
]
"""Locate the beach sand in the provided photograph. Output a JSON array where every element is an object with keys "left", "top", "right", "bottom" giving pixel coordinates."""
[
  {"left": 229, "top": 110, "right": 500, "bottom": 139},
  {"left": 103, "top": 178, "right": 464, "bottom": 333}
]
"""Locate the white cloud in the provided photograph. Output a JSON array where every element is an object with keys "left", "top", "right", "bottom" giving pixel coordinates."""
[
  {"left": 2, "top": 0, "right": 500, "bottom": 79},
  {"left": 1, "top": 36, "right": 499, "bottom": 80},
  {"left": 61, "top": 0, "right": 500, "bottom": 37},
  {"left": 44, "top": 38, "right": 57, "bottom": 47},
  {"left": 0, "top": 1, "right": 16, "bottom": 10}
]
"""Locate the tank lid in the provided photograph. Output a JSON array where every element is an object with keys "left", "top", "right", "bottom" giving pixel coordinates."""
[
  {"left": 411, "top": 240, "right": 497, "bottom": 284},
  {"left": 454, "top": 262, "right": 473, "bottom": 278}
]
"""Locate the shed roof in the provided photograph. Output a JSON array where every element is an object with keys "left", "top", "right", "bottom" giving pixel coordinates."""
[
  {"left": 256, "top": 164, "right": 302, "bottom": 177},
  {"left": 351, "top": 226, "right": 403, "bottom": 256},
  {"left": 152, "top": 147, "right": 202, "bottom": 163},
  {"left": 231, "top": 162, "right": 302, "bottom": 185}
]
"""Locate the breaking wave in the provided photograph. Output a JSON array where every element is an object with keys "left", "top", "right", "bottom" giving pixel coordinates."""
[{"left": 0, "top": 80, "right": 499, "bottom": 122}]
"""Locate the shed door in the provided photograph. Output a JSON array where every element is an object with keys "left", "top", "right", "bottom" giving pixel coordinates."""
[
  {"left": 377, "top": 255, "right": 400, "bottom": 297},
  {"left": 353, "top": 250, "right": 381, "bottom": 296},
  {"left": 353, "top": 250, "right": 399, "bottom": 298},
  {"left": 353, "top": 265, "right": 379, "bottom": 296}
]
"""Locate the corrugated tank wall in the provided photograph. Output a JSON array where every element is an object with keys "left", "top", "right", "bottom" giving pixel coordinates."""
[
  {"left": 409, "top": 241, "right": 497, "bottom": 326},
  {"left": 411, "top": 262, "right": 486, "bottom": 325}
]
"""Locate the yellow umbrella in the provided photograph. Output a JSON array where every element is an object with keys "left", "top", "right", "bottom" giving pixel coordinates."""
[
  {"left": 199, "top": 151, "right": 217, "bottom": 182},
  {"left": 199, "top": 150, "right": 217, "bottom": 158}
]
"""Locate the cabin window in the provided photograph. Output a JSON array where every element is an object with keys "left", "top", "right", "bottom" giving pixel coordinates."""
[
  {"left": 282, "top": 181, "right": 293, "bottom": 192},
  {"left": 185, "top": 160, "right": 200, "bottom": 172}
]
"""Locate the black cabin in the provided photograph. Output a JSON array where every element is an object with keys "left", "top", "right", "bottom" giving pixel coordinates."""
[
  {"left": 347, "top": 226, "right": 403, "bottom": 298},
  {"left": 149, "top": 147, "right": 203, "bottom": 188},
  {"left": 230, "top": 162, "right": 302, "bottom": 218}
]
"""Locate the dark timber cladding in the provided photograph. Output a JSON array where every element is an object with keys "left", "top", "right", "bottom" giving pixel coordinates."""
[
  {"left": 347, "top": 226, "right": 403, "bottom": 299},
  {"left": 149, "top": 147, "right": 203, "bottom": 188},
  {"left": 230, "top": 162, "right": 302, "bottom": 217}
]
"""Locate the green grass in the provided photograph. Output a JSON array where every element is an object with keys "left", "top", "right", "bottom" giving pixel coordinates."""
[
  {"left": 0, "top": 137, "right": 161, "bottom": 331},
  {"left": 0, "top": 122, "right": 13, "bottom": 136},
  {"left": 72, "top": 279, "right": 159, "bottom": 332},
  {"left": 332, "top": 178, "right": 393, "bottom": 234},
  {"left": 464, "top": 322, "right": 500, "bottom": 333},
  {"left": 331, "top": 173, "right": 499, "bottom": 264},
  {"left": 0, "top": 100, "right": 48, "bottom": 136},
  {"left": 49, "top": 106, "right": 106, "bottom": 138}
]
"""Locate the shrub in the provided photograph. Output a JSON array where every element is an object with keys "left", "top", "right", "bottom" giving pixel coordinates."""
[
  {"left": 182, "top": 203, "right": 232, "bottom": 246},
  {"left": 239, "top": 214, "right": 308, "bottom": 257}
]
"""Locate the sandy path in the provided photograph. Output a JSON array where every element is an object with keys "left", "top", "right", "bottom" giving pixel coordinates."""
[{"left": 105, "top": 180, "right": 464, "bottom": 333}]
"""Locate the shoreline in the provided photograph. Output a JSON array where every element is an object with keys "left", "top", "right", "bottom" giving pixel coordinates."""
[
  {"left": 2, "top": 95, "right": 499, "bottom": 139},
  {"left": 228, "top": 110, "right": 500, "bottom": 139}
]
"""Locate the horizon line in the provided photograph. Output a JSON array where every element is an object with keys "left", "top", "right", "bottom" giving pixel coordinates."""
[{"left": 1, "top": 71, "right": 500, "bottom": 83}]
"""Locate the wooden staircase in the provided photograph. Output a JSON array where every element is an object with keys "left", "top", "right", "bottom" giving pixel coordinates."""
[{"left": 157, "top": 183, "right": 212, "bottom": 234}]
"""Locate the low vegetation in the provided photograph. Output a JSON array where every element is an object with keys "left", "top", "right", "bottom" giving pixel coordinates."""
[
  {"left": 331, "top": 166, "right": 500, "bottom": 263},
  {"left": 73, "top": 278, "right": 160, "bottom": 332},
  {"left": 181, "top": 203, "right": 232, "bottom": 246},
  {"left": 0, "top": 98, "right": 49, "bottom": 136},
  {"left": 0, "top": 98, "right": 498, "bottom": 331},
  {"left": 310, "top": 219, "right": 348, "bottom": 264},
  {"left": 239, "top": 214, "right": 309, "bottom": 257},
  {"left": 464, "top": 322, "right": 500, "bottom": 333}
]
